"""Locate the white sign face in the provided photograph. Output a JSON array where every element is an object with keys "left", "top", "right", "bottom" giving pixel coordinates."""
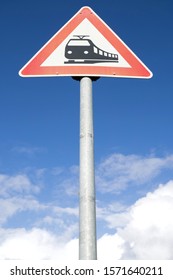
[
  {"left": 19, "top": 6, "right": 152, "bottom": 78},
  {"left": 41, "top": 19, "right": 131, "bottom": 68}
]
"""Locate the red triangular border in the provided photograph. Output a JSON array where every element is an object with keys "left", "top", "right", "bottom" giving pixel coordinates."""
[{"left": 19, "top": 6, "right": 152, "bottom": 78}]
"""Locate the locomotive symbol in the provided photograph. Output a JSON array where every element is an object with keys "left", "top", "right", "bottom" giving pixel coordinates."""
[{"left": 64, "top": 35, "right": 119, "bottom": 64}]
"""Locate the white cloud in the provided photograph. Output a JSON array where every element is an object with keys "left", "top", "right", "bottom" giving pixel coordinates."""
[
  {"left": 0, "top": 181, "right": 173, "bottom": 260},
  {"left": 97, "top": 234, "right": 124, "bottom": 260},
  {"left": 52, "top": 205, "right": 78, "bottom": 216},
  {"left": 54, "top": 165, "right": 79, "bottom": 197},
  {"left": 0, "top": 174, "right": 40, "bottom": 197},
  {"left": 99, "top": 180, "right": 173, "bottom": 260},
  {"left": 0, "top": 153, "right": 173, "bottom": 260},
  {"left": 97, "top": 180, "right": 173, "bottom": 259},
  {"left": 0, "top": 197, "right": 46, "bottom": 225},
  {"left": 97, "top": 202, "right": 130, "bottom": 228},
  {"left": 12, "top": 146, "right": 44, "bottom": 156},
  {"left": 0, "top": 172, "right": 46, "bottom": 225},
  {"left": 0, "top": 192, "right": 78, "bottom": 228},
  {"left": 96, "top": 153, "right": 173, "bottom": 193},
  {"left": 118, "top": 180, "right": 173, "bottom": 259},
  {"left": 0, "top": 228, "right": 78, "bottom": 260},
  {"left": 0, "top": 227, "right": 123, "bottom": 260}
]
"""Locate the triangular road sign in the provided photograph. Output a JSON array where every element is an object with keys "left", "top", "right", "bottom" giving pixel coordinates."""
[{"left": 19, "top": 6, "right": 152, "bottom": 78}]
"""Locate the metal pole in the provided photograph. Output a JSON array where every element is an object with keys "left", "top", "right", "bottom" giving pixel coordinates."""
[{"left": 79, "top": 77, "right": 97, "bottom": 260}]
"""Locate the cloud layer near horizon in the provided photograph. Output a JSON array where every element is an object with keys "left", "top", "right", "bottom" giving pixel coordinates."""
[
  {"left": 0, "top": 152, "right": 173, "bottom": 259},
  {"left": 0, "top": 180, "right": 173, "bottom": 260}
]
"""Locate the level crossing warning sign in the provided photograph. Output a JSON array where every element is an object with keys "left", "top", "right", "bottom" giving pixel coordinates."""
[{"left": 19, "top": 6, "right": 152, "bottom": 78}]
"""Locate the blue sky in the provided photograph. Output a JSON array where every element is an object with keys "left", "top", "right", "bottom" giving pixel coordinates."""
[{"left": 0, "top": 0, "right": 173, "bottom": 260}]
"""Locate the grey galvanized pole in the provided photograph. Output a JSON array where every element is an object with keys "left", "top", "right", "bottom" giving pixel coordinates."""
[{"left": 79, "top": 76, "right": 97, "bottom": 260}]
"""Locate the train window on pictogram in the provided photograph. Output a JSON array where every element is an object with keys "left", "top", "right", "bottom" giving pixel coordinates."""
[
  {"left": 68, "top": 40, "right": 90, "bottom": 46},
  {"left": 94, "top": 47, "right": 98, "bottom": 53}
]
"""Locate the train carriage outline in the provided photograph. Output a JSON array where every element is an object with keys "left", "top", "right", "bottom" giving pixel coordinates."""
[{"left": 64, "top": 35, "right": 119, "bottom": 64}]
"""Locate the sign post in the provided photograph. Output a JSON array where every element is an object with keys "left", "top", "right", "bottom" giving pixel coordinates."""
[
  {"left": 19, "top": 6, "right": 152, "bottom": 260},
  {"left": 79, "top": 77, "right": 97, "bottom": 260}
]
